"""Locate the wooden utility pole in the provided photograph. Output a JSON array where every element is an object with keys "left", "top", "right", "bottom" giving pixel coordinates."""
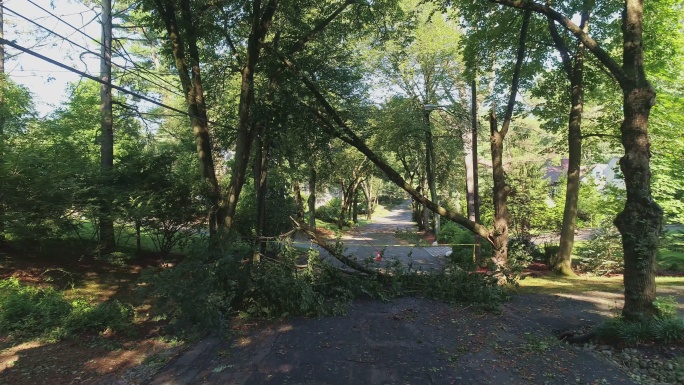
[
  {"left": 470, "top": 80, "right": 481, "bottom": 259},
  {"left": 0, "top": 1, "right": 6, "bottom": 243},
  {"left": 99, "top": 0, "right": 115, "bottom": 252}
]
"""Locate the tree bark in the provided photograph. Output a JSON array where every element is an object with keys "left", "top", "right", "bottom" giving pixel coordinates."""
[
  {"left": 0, "top": 3, "right": 5, "bottom": 243},
  {"left": 99, "top": 0, "right": 115, "bottom": 252},
  {"left": 489, "top": 112, "right": 510, "bottom": 268},
  {"left": 614, "top": 0, "right": 662, "bottom": 321},
  {"left": 486, "top": 0, "right": 664, "bottom": 320},
  {"left": 254, "top": 125, "right": 269, "bottom": 260},
  {"left": 547, "top": 12, "right": 589, "bottom": 276},
  {"left": 470, "top": 79, "right": 481, "bottom": 261},
  {"left": 224, "top": 0, "right": 279, "bottom": 232},
  {"left": 489, "top": 9, "right": 531, "bottom": 268},
  {"left": 153, "top": 0, "right": 224, "bottom": 239},
  {"left": 307, "top": 162, "right": 317, "bottom": 229}
]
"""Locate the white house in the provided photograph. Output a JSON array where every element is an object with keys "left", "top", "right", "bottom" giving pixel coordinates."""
[{"left": 584, "top": 157, "right": 625, "bottom": 190}]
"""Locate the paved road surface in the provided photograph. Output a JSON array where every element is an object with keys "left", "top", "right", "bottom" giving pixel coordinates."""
[{"left": 295, "top": 200, "right": 452, "bottom": 271}]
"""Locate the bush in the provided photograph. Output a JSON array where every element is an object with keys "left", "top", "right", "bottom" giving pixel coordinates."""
[
  {"left": 595, "top": 297, "right": 684, "bottom": 344},
  {"left": 576, "top": 219, "right": 623, "bottom": 275},
  {"left": 314, "top": 198, "right": 342, "bottom": 224},
  {"left": 439, "top": 222, "right": 493, "bottom": 269},
  {"left": 139, "top": 241, "right": 250, "bottom": 331},
  {"left": 0, "top": 278, "right": 134, "bottom": 339}
]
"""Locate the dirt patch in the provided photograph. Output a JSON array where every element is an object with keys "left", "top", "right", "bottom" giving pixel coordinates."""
[{"left": 0, "top": 248, "right": 187, "bottom": 385}]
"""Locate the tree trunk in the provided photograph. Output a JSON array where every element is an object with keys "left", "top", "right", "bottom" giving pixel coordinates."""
[
  {"left": 0, "top": 4, "right": 5, "bottom": 243},
  {"left": 361, "top": 180, "right": 373, "bottom": 220},
  {"left": 135, "top": 219, "right": 141, "bottom": 254},
  {"left": 424, "top": 113, "right": 438, "bottom": 236},
  {"left": 489, "top": 113, "right": 510, "bottom": 268},
  {"left": 153, "top": 0, "right": 225, "bottom": 241},
  {"left": 224, "top": 0, "right": 279, "bottom": 232},
  {"left": 471, "top": 79, "right": 481, "bottom": 262},
  {"left": 99, "top": 0, "right": 115, "bottom": 253},
  {"left": 553, "top": 12, "right": 588, "bottom": 276},
  {"left": 292, "top": 181, "right": 304, "bottom": 220},
  {"left": 614, "top": 0, "right": 662, "bottom": 321},
  {"left": 488, "top": 10, "right": 530, "bottom": 269},
  {"left": 352, "top": 187, "right": 358, "bottom": 224},
  {"left": 307, "top": 163, "right": 317, "bottom": 229},
  {"left": 254, "top": 126, "right": 269, "bottom": 261}
]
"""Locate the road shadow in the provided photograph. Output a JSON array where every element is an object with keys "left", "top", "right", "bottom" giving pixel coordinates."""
[{"left": 146, "top": 295, "right": 638, "bottom": 385}]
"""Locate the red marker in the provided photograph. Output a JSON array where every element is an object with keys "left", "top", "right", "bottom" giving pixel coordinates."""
[{"left": 375, "top": 251, "right": 382, "bottom": 261}]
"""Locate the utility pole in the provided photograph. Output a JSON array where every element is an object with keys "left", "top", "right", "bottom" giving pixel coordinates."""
[
  {"left": 471, "top": 80, "right": 481, "bottom": 260},
  {"left": 99, "top": 0, "right": 115, "bottom": 252},
  {"left": 423, "top": 107, "right": 439, "bottom": 240},
  {"left": 0, "top": 1, "right": 6, "bottom": 243}
]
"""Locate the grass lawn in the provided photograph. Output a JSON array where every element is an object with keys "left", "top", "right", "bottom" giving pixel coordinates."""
[{"left": 517, "top": 275, "right": 684, "bottom": 295}]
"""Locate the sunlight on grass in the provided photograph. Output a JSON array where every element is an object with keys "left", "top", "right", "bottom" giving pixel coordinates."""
[{"left": 517, "top": 275, "right": 684, "bottom": 294}]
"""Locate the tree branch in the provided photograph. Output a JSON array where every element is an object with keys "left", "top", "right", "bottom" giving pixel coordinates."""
[
  {"left": 500, "top": 9, "right": 531, "bottom": 137},
  {"left": 547, "top": 18, "right": 573, "bottom": 77},
  {"left": 487, "top": 0, "right": 630, "bottom": 88}
]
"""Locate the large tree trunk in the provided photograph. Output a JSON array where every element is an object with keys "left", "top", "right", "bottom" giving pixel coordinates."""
[
  {"left": 552, "top": 12, "right": 589, "bottom": 276},
  {"left": 488, "top": 9, "right": 531, "bottom": 269},
  {"left": 224, "top": 0, "right": 279, "bottom": 232},
  {"left": 153, "top": 0, "right": 225, "bottom": 240},
  {"left": 489, "top": 113, "right": 510, "bottom": 268},
  {"left": 98, "top": 0, "right": 115, "bottom": 252},
  {"left": 614, "top": 0, "right": 662, "bottom": 321},
  {"left": 470, "top": 80, "right": 481, "bottom": 262}
]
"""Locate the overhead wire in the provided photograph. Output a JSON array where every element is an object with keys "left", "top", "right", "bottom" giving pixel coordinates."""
[
  {"left": 17, "top": 0, "right": 185, "bottom": 98},
  {"left": 0, "top": 38, "right": 237, "bottom": 132}
]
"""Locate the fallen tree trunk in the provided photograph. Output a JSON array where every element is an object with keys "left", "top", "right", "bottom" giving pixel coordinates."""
[{"left": 291, "top": 217, "right": 383, "bottom": 278}]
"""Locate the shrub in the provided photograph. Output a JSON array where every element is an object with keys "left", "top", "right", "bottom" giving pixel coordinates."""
[
  {"left": 595, "top": 297, "right": 684, "bottom": 344},
  {"left": 576, "top": 219, "right": 623, "bottom": 275},
  {"left": 314, "top": 198, "right": 342, "bottom": 224},
  {"left": 0, "top": 278, "right": 134, "bottom": 339},
  {"left": 139, "top": 241, "right": 250, "bottom": 331},
  {"left": 439, "top": 221, "right": 493, "bottom": 269}
]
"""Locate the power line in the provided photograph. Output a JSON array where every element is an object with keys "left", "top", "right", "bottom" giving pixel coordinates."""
[
  {"left": 0, "top": 38, "right": 236, "bottom": 132},
  {"left": 8, "top": 3, "right": 184, "bottom": 98},
  {"left": 25, "top": 0, "right": 183, "bottom": 94}
]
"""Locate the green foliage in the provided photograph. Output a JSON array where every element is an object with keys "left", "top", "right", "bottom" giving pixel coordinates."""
[
  {"left": 596, "top": 315, "right": 684, "bottom": 345},
  {"left": 576, "top": 219, "right": 624, "bottom": 275},
  {"left": 507, "top": 163, "right": 559, "bottom": 235},
  {"left": 314, "top": 198, "right": 342, "bottom": 224},
  {"left": 138, "top": 241, "right": 250, "bottom": 331},
  {"left": 397, "top": 267, "right": 508, "bottom": 308},
  {"left": 595, "top": 296, "right": 684, "bottom": 344},
  {"left": 439, "top": 221, "right": 492, "bottom": 269},
  {"left": 0, "top": 278, "right": 134, "bottom": 340},
  {"left": 654, "top": 296, "right": 679, "bottom": 318},
  {"left": 233, "top": 174, "right": 299, "bottom": 238}
]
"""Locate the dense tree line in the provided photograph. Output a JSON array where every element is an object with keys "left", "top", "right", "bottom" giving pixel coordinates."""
[{"left": 0, "top": 0, "right": 682, "bottom": 322}]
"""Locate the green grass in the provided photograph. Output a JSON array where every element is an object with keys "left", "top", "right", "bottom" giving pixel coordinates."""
[{"left": 516, "top": 275, "right": 684, "bottom": 294}]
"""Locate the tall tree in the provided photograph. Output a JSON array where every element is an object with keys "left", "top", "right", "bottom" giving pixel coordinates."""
[
  {"left": 99, "top": 0, "right": 115, "bottom": 252},
  {"left": 487, "top": 9, "right": 531, "bottom": 268},
  {"left": 0, "top": 0, "right": 5, "bottom": 243},
  {"left": 548, "top": 9, "right": 590, "bottom": 276},
  {"left": 146, "top": 0, "right": 226, "bottom": 238},
  {"left": 483, "top": 0, "right": 664, "bottom": 321}
]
